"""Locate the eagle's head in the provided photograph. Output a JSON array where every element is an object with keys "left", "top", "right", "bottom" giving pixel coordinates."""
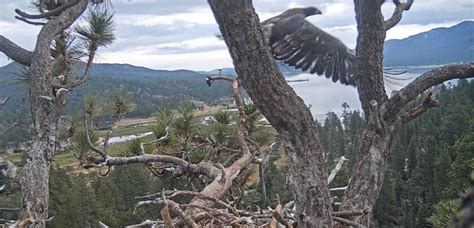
[{"left": 303, "top": 7, "right": 322, "bottom": 16}]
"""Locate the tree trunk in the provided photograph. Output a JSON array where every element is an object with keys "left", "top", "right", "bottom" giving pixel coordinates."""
[
  {"left": 14, "top": 1, "right": 89, "bottom": 227},
  {"left": 18, "top": 34, "right": 64, "bottom": 228},
  {"left": 208, "top": 1, "right": 332, "bottom": 226},
  {"left": 339, "top": 0, "right": 393, "bottom": 225}
]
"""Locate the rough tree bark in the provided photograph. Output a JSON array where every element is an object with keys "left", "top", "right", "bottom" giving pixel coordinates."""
[
  {"left": 337, "top": 1, "right": 392, "bottom": 226},
  {"left": 208, "top": 0, "right": 333, "bottom": 227},
  {"left": 0, "top": 1, "right": 89, "bottom": 227}
]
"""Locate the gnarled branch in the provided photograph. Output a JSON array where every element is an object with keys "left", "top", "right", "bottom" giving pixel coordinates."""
[
  {"left": 98, "top": 155, "right": 218, "bottom": 179},
  {"left": 0, "top": 36, "right": 33, "bottom": 66},
  {"left": 400, "top": 91, "right": 439, "bottom": 123},
  {"left": 15, "top": 0, "right": 80, "bottom": 20},
  {"left": 14, "top": 16, "right": 46, "bottom": 26},
  {"left": 383, "top": 63, "right": 474, "bottom": 119},
  {"left": 384, "top": 0, "right": 414, "bottom": 31},
  {"left": 155, "top": 189, "right": 198, "bottom": 228}
]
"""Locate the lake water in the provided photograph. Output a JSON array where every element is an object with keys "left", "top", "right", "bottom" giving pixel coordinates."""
[{"left": 288, "top": 69, "right": 422, "bottom": 122}]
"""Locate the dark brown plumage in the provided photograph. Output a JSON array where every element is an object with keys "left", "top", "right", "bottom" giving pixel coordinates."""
[{"left": 262, "top": 7, "right": 357, "bottom": 86}]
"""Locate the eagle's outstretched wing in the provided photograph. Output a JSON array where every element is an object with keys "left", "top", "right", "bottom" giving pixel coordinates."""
[{"left": 266, "top": 15, "right": 357, "bottom": 86}]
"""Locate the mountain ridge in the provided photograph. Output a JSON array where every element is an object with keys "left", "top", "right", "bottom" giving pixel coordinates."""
[{"left": 383, "top": 20, "right": 474, "bottom": 66}]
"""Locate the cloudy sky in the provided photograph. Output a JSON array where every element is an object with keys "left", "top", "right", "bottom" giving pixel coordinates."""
[{"left": 0, "top": 0, "right": 472, "bottom": 71}]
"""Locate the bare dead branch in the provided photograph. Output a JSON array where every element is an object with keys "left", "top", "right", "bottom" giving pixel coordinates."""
[
  {"left": 0, "top": 35, "right": 33, "bottom": 66},
  {"left": 286, "top": 78, "right": 310, "bottom": 83},
  {"left": 166, "top": 199, "right": 199, "bottom": 227},
  {"left": 160, "top": 204, "right": 174, "bottom": 228},
  {"left": 124, "top": 220, "right": 159, "bottom": 228},
  {"left": 270, "top": 195, "right": 283, "bottom": 228},
  {"left": 384, "top": 0, "right": 414, "bottom": 31},
  {"left": 159, "top": 190, "right": 185, "bottom": 227},
  {"left": 187, "top": 74, "right": 254, "bottom": 211},
  {"left": 332, "top": 209, "right": 370, "bottom": 218},
  {"left": 98, "top": 221, "right": 110, "bottom": 228},
  {"left": 206, "top": 75, "right": 234, "bottom": 87},
  {"left": 333, "top": 216, "right": 366, "bottom": 227},
  {"left": 15, "top": 0, "right": 80, "bottom": 20},
  {"left": 14, "top": 16, "right": 46, "bottom": 26},
  {"left": 330, "top": 186, "right": 348, "bottom": 192},
  {"left": 103, "top": 154, "right": 218, "bottom": 178},
  {"left": 133, "top": 199, "right": 164, "bottom": 215},
  {"left": 270, "top": 195, "right": 293, "bottom": 227},
  {"left": 181, "top": 204, "right": 238, "bottom": 222},
  {"left": 221, "top": 146, "right": 241, "bottom": 154},
  {"left": 165, "top": 190, "right": 237, "bottom": 214},
  {"left": 383, "top": 63, "right": 474, "bottom": 119},
  {"left": 142, "top": 126, "right": 170, "bottom": 146},
  {"left": 105, "top": 154, "right": 186, "bottom": 168},
  {"left": 400, "top": 92, "right": 439, "bottom": 123},
  {"left": 327, "top": 156, "right": 348, "bottom": 184},
  {"left": 272, "top": 210, "right": 293, "bottom": 228}
]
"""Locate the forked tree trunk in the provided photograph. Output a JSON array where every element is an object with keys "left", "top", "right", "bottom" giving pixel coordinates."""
[
  {"left": 339, "top": 0, "right": 396, "bottom": 226},
  {"left": 208, "top": 1, "right": 333, "bottom": 226}
]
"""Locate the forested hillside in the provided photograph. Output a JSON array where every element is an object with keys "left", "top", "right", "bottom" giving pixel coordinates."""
[
  {"left": 373, "top": 79, "right": 474, "bottom": 227},
  {"left": 384, "top": 21, "right": 474, "bottom": 66},
  {"left": 0, "top": 62, "right": 232, "bottom": 117}
]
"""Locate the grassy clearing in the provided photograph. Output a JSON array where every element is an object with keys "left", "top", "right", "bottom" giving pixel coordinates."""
[
  {"left": 5, "top": 152, "right": 24, "bottom": 165},
  {"left": 114, "top": 116, "right": 156, "bottom": 127},
  {"left": 97, "top": 125, "right": 152, "bottom": 137}
]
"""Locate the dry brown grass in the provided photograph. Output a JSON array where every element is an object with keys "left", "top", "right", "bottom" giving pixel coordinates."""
[{"left": 114, "top": 116, "right": 156, "bottom": 127}]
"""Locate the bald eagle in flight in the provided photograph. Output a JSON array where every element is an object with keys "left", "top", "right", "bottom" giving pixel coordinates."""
[
  {"left": 216, "top": 6, "right": 404, "bottom": 86},
  {"left": 261, "top": 7, "right": 359, "bottom": 86},
  {"left": 257, "top": 6, "right": 403, "bottom": 87}
]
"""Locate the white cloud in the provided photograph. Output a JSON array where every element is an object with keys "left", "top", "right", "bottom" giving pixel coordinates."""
[
  {"left": 322, "top": 3, "right": 350, "bottom": 17},
  {"left": 130, "top": 36, "right": 223, "bottom": 54},
  {"left": 288, "top": 1, "right": 304, "bottom": 8},
  {"left": 118, "top": 7, "right": 215, "bottom": 27},
  {"left": 0, "top": 1, "right": 472, "bottom": 70}
]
